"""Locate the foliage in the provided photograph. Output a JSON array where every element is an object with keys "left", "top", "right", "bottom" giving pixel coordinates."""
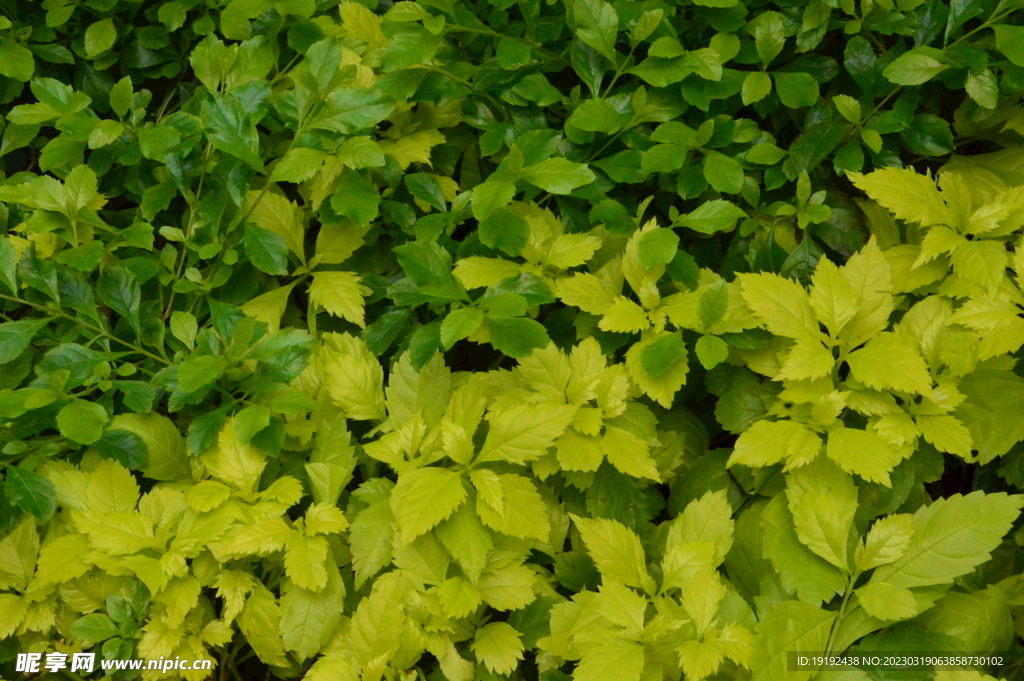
[{"left": 1, "top": 0, "right": 1024, "bottom": 679}]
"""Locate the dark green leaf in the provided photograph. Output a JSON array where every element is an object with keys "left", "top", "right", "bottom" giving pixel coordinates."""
[
  {"left": 330, "top": 168, "right": 380, "bottom": 227},
  {"left": 637, "top": 228, "right": 679, "bottom": 270},
  {"left": 773, "top": 71, "right": 818, "bottom": 108},
  {"left": 70, "top": 613, "right": 120, "bottom": 643},
  {"left": 488, "top": 317, "right": 549, "bottom": 358},
  {"left": 96, "top": 266, "right": 142, "bottom": 334},
  {"left": 200, "top": 90, "right": 263, "bottom": 171},
  {"left": 5, "top": 466, "right": 56, "bottom": 522},
  {"left": 789, "top": 120, "right": 850, "bottom": 174},
  {"left": 245, "top": 224, "right": 289, "bottom": 275},
  {"left": 902, "top": 114, "right": 953, "bottom": 157},
  {"left": 96, "top": 429, "right": 148, "bottom": 470},
  {"left": 0, "top": 319, "right": 49, "bottom": 365},
  {"left": 480, "top": 207, "right": 530, "bottom": 256},
  {"left": 641, "top": 332, "right": 687, "bottom": 378}
]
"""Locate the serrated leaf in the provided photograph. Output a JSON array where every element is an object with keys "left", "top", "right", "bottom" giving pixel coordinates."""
[
  {"left": 750, "top": 601, "right": 835, "bottom": 681},
  {"left": 738, "top": 272, "right": 819, "bottom": 340},
  {"left": 472, "top": 622, "right": 524, "bottom": 675},
  {"left": 846, "top": 333, "right": 933, "bottom": 397},
  {"left": 390, "top": 467, "right": 466, "bottom": 544},
  {"left": 870, "top": 491, "right": 1024, "bottom": 589},
  {"left": 5, "top": 467, "right": 56, "bottom": 522},
  {"left": 856, "top": 582, "right": 919, "bottom": 620},
  {"left": 571, "top": 514, "right": 654, "bottom": 592},
  {"left": 574, "top": 0, "right": 619, "bottom": 62}
]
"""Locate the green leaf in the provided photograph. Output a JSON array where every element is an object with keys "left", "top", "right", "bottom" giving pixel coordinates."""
[
  {"left": 280, "top": 563, "right": 343, "bottom": 660},
  {"left": 882, "top": 52, "right": 947, "bottom": 86},
  {"left": 787, "top": 457, "right": 857, "bottom": 571},
  {"left": 521, "top": 158, "right": 596, "bottom": 194},
  {"left": 201, "top": 91, "right": 264, "bottom": 172},
  {"left": 955, "top": 371, "right": 1024, "bottom": 463},
  {"left": 437, "top": 504, "right": 492, "bottom": 581},
  {"left": 826, "top": 426, "right": 901, "bottom": 486},
  {"left": 511, "top": 74, "right": 563, "bottom": 106},
  {"left": 747, "top": 143, "right": 787, "bottom": 165},
  {"left": 4, "top": 466, "right": 56, "bottom": 522},
  {"left": 330, "top": 168, "right": 379, "bottom": 227},
  {"left": 109, "top": 76, "right": 133, "bottom": 118},
  {"left": 571, "top": 513, "right": 654, "bottom": 592},
  {"left": 0, "top": 319, "right": 49, "bottom": 364},
  {"left": 177, "top": 355, "right": 229, "bottom": 394},
  {"left": 138, "top": 126, "right": 181, "bottom": 161},
  {"left": 902, "top": 114, "right": 953, "bottom": 157},
  {"left": 245, "top": 224, "right": 290, "bottom": 275},
  {"left": 310, "top": 272, "right": 367, "bottom": 327},
  {"left": 0, "top": 38, "right": 35, "bottom": 82},
  {"left": 845, "top": 333, "right": 932, "bottom": 397},
  {"left": 738, "top": 272, "right": 818, "bottom": 340},
  {"left": 405, "top": 173, "right": 446, "bottom": 211},
  {"left": 870, "top": 491, "right": 1024, "bottom": 589},
  {"left": 57, "top": 399, "right": 109, "bottom": 445},
  {"left": 85, "top": 18, "right": 117, "bottom": 57},
  {"left": 238, "top": 582, "right": 289, "bottom": 667},
  {"left": 773, "top": 71, "right": 818, "bottom": 108},
  {"left": 95, "top": 429, "right": 148, "bottom": 470},
  {"left": 234, "top": 405, "right": 272, "bottom": 445},
  {"left": 856, "top": 581, "right": 919, "bottom": 621},
  {"left": 574, "top": 0, "right": 619, "bottom": 63},
  {"left": 833, "top": 95, "right": 861, "bottom": 123},
  {"left": 789, "top": 120, "right": 849, "bottom": 174},
  {"left": 337, "top": 136, "right": 385, "bottom": 169},
  {"left": 694, "top": 335, "right": 729, "bottom": 369},
  {"left": 632, "top": 9, "right": 663, "bottom": 42},
  {"left": 480, "top": 207, "right": 530, "bottom": 256},
  {"left": 637, "top": 228, "right": 679, "bottom": 269},
  {"left": 488, "top": 317, "right": 550, "bottom": 358},
  {"left": 568, "top": 98, "right": 621, "bottom": 133},
  {"left": 995, "top": 25, "right": 1024, "bottom": 67},
  {"left": 170, "top": 311, "right": 198, "bottom": 350},
  {"left": 965, "top": 69, "right": 998, "bottom": 110},
  {"left": 755, "top": 12, "right": 787, "bottom": 68},
  {"left": 441, "top": 308, "right": 483, "bottom": 349},
  {"left": 750, "top": 601, "right": 835, "bottom": 681},
  {"left": 855, "top": 514, "right": 914, "bottom": 571},
  {"left": 703, "top": 150, "right": 743, "bottom": 194},
  {"left": 109, "top": 413, "right": 190, "bottom": 481},
  {"left": 742, "top": 71, "right": 771, "bottom": 105},
  {"left": 284, "top": 534, "right": 329, "bottom": 591},
  {"left": 0, "top": 238, "right": 17, "bottom": 294},
  {"left": 471, "top": 181, "right": 517, "bottom": 221},
  {"left": 477, "top": 403, "right": 576, "bottom": 466},
  {"left": 574, "top": 639, "right": 645, "bottom": 681},
  {"left": 70, "top": 613, "right": 120, "bottom": 643},
  {"left": 309, "top": 88, "right": 395, "bottom": 134},
  {"left": 97, "top": 266, "right": 141, "bottom": 334},
  {"left": 472, "top": 622, "right": 525, "bottom": 675},
  {"left": 677, "top": 199, "right": 746, "bottom": 234},
  {"left": 496, "top": 37, "right": 532, "bottom": 70},
  {"left": 380, "top": 25, "right": 443, "bottom": 72},
  {"left": 390, "top": 467, "right": 466, "bottom": 544},
  {"left": 641, "top": 332, "right": 687, "bottom": 378}
]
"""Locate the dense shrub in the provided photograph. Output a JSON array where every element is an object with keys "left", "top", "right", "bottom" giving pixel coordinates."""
[{"left": 2, "top": 0, "right": 1024, "bottom": 679}]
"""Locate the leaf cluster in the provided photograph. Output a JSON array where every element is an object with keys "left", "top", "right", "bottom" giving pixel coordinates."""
[{"left": 1, "top": 0, "right": 1024, "bottom": 680}]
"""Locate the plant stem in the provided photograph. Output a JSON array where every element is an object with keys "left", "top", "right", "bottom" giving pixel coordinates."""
[
  {"left": 824, "top": 570, "right": 860, "bottom": 656},
  {"left": 0, "top": 294, "right": 172, "bottom": 366}
]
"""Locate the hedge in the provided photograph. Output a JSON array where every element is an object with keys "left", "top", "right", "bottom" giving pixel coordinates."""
[{"left": 1, "top": 0, "right": 1024, "bottom": 679}]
